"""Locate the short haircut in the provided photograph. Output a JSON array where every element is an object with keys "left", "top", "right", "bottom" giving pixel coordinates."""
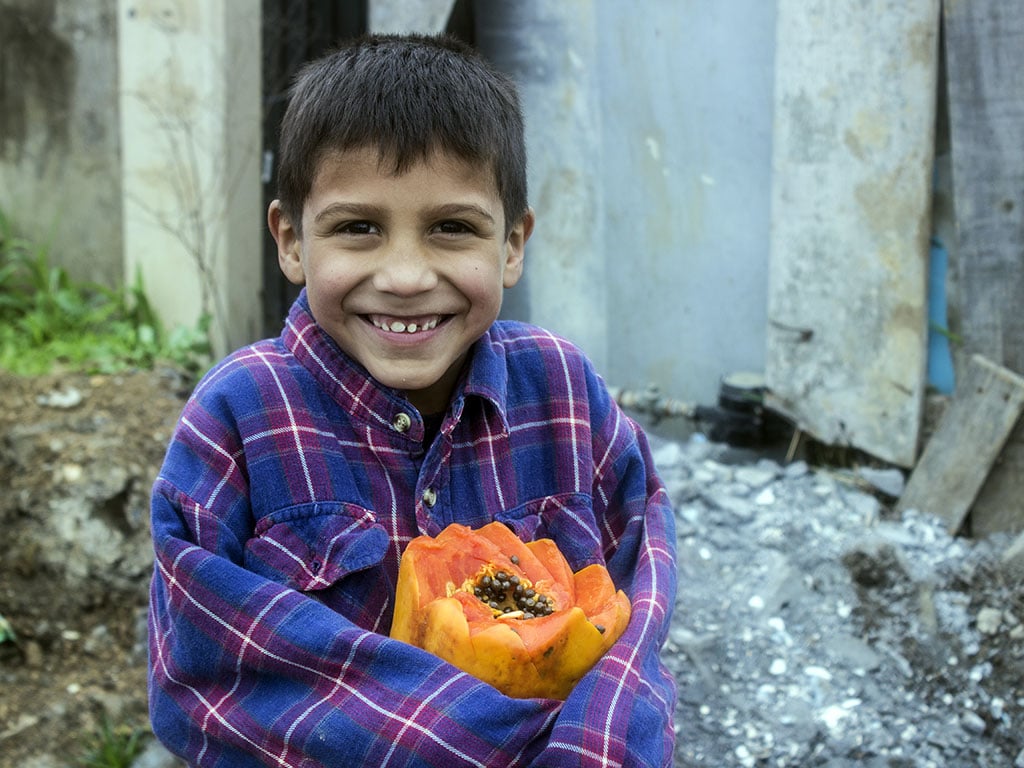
[{"left": 275, "top": 33, "right": 528, "bottom": 237}]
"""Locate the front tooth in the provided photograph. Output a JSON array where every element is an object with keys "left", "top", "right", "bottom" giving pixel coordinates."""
[
  {"left": 389, "top": 321, "right": 406, "bottom": 332},
  {"left": 406, "top": 323, "right": 418, "bottom": 333}
]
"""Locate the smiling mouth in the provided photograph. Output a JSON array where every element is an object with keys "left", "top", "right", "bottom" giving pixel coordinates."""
[{"left": 367, "top": 314, "right": 446, "bottom": 334}]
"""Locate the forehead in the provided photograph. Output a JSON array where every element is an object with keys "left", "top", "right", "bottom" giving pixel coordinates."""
[{"left": 309, "top": 146, "right": 500, "bottom": 199}]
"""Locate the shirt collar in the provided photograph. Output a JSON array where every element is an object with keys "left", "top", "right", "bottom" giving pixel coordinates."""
[
  {"left": 449, "top": 323, "right": 511, "bottom": 435},
  {"left": 281, "top": 290, "right": 510, "bottom": 435}
]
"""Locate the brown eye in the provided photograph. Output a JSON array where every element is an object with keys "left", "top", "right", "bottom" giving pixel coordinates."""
[
  {"left": 434, "top": 220, "right": 473, "bottom": 235},
  {"left": 338, "top": 221, "right": 379, "bottom": 235}
]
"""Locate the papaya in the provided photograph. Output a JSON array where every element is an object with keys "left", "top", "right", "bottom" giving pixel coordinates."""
[{"left": 390, "top": 521, "right": 630, "bottom": 699}]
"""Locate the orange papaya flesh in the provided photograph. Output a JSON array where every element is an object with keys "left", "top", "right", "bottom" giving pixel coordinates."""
[
  {"left": 469, "top": 524, "right": 577, "bottom": 614},
  {"left": 392, "top": 524, "right": 511, "bottom": 642},
  {"left": 524, "top": 537, "right": 576, "bottom": 605},
  {"left": 571, "top": 563, "right": 617, "bottom": 614},
  {"left": 390, "top": 522, "right": 632, "bottom": 699},
  {"left": 450, "top": 589, "right": 494, "bottom": 623},
  {"left": 572, "top": 563, "right": 632, "bottom": 646},
  {"left": 417, "top": 597, "right": 548, "bottom": 698},
  {"left": 420, "top": 522, "right": 566, "bottom": 620},
  {"left": 473, "top": 521, "right": 561, "bottom": 591}
]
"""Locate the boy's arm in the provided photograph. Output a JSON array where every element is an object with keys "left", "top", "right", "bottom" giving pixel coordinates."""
[
  {"left": 149, "top": 342, "right": 676, "bottom": 767},
  {"left": 149, "top": 480, "right": 562, "bottom": 767},
  {"left": 529, "top": 389, "right": 678, "bottom": 768}
]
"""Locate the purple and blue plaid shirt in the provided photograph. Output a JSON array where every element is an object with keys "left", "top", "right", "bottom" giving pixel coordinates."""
[{"left": 149, "top": 292, "right": 677, "bottom": 766}]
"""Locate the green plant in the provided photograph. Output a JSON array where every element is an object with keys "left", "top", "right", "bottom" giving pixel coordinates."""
[
  {"left": 929, "top": 321, "right": 963, "bottom": 345},
  {"left": 76, "top": 717, "right": 147, "bottom": 768},
  {"left": 0, "top": 209, "right": 211, "bottom": 377},
  {"left": 0, "top": 611, "right": 16, "bottom": 644}
]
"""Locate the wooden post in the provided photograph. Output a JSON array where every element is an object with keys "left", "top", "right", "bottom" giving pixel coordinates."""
[
  {"left": 943, "top": 0, "right": 1024, "bottom": 536},
  {"left": 944, "top": 0, "right": 1024, "bottom": 376},
  {"left": 119, "top": 0, "right": 262, "bottom": 357},
  {"left": 897, "top": 355, "right": 1024, "bottom": 534}
]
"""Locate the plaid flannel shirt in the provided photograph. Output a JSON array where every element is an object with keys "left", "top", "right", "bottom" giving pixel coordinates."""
[{"left": 149, "top": 292, "right": 677, "bottom": 767}]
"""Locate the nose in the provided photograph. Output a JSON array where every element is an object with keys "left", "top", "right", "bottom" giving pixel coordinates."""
[{"left": 371, "top": 242, "right": 438, "bottom": 296}]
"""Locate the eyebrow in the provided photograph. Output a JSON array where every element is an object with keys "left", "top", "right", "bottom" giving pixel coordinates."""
[
  {"left": 313, "top": 202, "right": 385, "bottom": 226},
  {"left": 427, "top": 203, "right": 496, "bottom": 224},
  {"left": 312, "top": 201, "right": 496, "bottom": 227}
]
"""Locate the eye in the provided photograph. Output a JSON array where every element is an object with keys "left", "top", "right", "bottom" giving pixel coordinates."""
[
  {"left": 336, "top": 220, "right": 380, "bottom": 236},
  {"left": 433, "top": 220, "right": 474, "bottom": 236}
]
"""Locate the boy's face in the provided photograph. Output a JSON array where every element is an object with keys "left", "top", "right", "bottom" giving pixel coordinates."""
[{"left": 269, "top": 147, "right": 533, "bottom": 415}]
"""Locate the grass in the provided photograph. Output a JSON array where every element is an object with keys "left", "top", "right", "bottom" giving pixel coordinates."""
[
  {"left": 0, "top": 208, "right": 211, "bottom": 378},
  {"left": 76, "top": 718, "right": 147, "bottom": 768},
  {"left": 0, "top": 611, "right": 16, "bottom": 645}
]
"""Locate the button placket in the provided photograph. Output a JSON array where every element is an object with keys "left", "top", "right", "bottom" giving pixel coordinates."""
[{"left": 415, "top": 430, "right": 451, "bottom": 530}]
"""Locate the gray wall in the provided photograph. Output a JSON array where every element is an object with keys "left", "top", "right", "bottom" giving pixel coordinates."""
[
  {"left": 602, "top": 1, "right": 777, "bottom": 406},
  {"left": 0, "top": 0, "right": 122, "bottom": 286},
  {"left": 483, "top": 1, "right": 777, "bottom": 406}
]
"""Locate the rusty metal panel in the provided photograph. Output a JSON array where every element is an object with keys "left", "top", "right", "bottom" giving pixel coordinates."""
[{"left": 765, "top": 0, "right": 940, "bottom": 467}]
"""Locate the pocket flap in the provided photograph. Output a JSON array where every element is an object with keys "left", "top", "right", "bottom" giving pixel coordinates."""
[
  {"left": 495, "top": 492, "right": 602, "bottom": 570},
  {"left": 245, "top": 502, "right": 388, "bottom": 592}
]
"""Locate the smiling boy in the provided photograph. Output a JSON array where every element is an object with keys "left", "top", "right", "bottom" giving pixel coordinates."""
[
  {"left": 149, "top": 34, "right": 677, "bottom": 767},
  {"left": 270, "top": 145, "right": 531, "bottom": 415}
]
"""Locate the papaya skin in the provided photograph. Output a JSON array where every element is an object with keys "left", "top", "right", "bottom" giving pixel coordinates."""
[{"left": 390, "top": 521, "right": 631, "bottom": 699}]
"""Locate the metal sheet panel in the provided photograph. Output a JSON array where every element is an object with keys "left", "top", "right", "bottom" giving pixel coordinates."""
[{"left": 765, "top": 0, "right": 940, "bottom": 467}]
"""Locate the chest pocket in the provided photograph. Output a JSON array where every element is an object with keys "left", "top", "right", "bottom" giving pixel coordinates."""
[
  {"left": 244, "top": 502, "right": 389, "bottom": 592},
  {"left": 494, "top": 492, "right": 604, "bottom": 571}
]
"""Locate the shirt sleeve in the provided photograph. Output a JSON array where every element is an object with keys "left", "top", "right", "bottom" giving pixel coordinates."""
[
  {"left": 528, "top": 379, "right": 678, "bottom": 768},
  {"left": 149, "top": 476, "right": 566, "bottom": 767}
]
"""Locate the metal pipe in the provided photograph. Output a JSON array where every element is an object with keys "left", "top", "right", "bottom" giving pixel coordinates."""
[{"left": 607, "top": 384, "right": 697, "bottom": 424}]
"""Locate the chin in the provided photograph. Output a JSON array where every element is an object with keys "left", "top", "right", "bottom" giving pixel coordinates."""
[{"left": 374, "top": 369, "right": 442, "bottom": 394}]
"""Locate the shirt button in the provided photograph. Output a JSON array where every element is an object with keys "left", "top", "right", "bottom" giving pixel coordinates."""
[
  {"left": 392, "top": 412, "right": 412, "bottom": 433},
  {"left": 422, "top": 487, "right": 437, "bottom": 508}
]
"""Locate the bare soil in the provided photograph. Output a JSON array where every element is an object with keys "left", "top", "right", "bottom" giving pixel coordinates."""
[{"left": 0, "top": 368, "right": 189, "bottom": 766}]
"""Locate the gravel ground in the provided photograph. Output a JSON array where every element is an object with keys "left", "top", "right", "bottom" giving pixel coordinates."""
[{"left": 653, "top": 433, "right": 1024, "bottom": 768}]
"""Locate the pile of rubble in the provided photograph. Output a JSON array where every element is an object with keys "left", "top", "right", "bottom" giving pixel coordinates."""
[{"left": 655, "top": 434, "right": 1024, "bottom": 768}]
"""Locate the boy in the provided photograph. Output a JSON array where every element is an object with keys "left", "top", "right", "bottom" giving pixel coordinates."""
[{"left": 148, "top": 33, "right": 677, "bottom": 767}]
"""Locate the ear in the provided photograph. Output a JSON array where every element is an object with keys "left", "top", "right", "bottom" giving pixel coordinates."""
[
  {"left": 268, "top": 200, "right": 306, "bottom": 286},
  {"left": 502, "top": 207, "right": 534, "bottom": 289}
]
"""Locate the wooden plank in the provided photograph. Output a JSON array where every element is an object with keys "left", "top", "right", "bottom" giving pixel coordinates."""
[
  {"left": 897, "top": 355, "right": 1024, "bottom": 534},
  {"left": 944, "top": 0, "right": 1024, "bottom": 377},
  {"left": 765, "top": 0, "right": 940, "bottom": 468},
  {"left": 971, "top": 418, "right": 1024, "bottom": 536}
]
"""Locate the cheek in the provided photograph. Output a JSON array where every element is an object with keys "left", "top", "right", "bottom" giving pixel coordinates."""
[
  {"left": 463, "top": 276, "right": 505, "bottom": 314},
  {"left": 304, "top": 271, "right": 352, "bottom": 319},
  {"left": 305, "top": 258, "right": 352, "bottom": 295},
  {"left": 461, "top": 262, "right": 505, "bottom": 294}
]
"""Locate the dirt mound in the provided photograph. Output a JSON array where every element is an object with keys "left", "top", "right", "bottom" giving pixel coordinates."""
[{"left": 0, "top": 368, "right": 188, "bottom": 765}]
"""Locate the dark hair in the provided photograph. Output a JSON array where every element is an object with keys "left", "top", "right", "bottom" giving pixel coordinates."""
[{"left": 276, "top": 33, "right": 528, "bottom": 236}]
